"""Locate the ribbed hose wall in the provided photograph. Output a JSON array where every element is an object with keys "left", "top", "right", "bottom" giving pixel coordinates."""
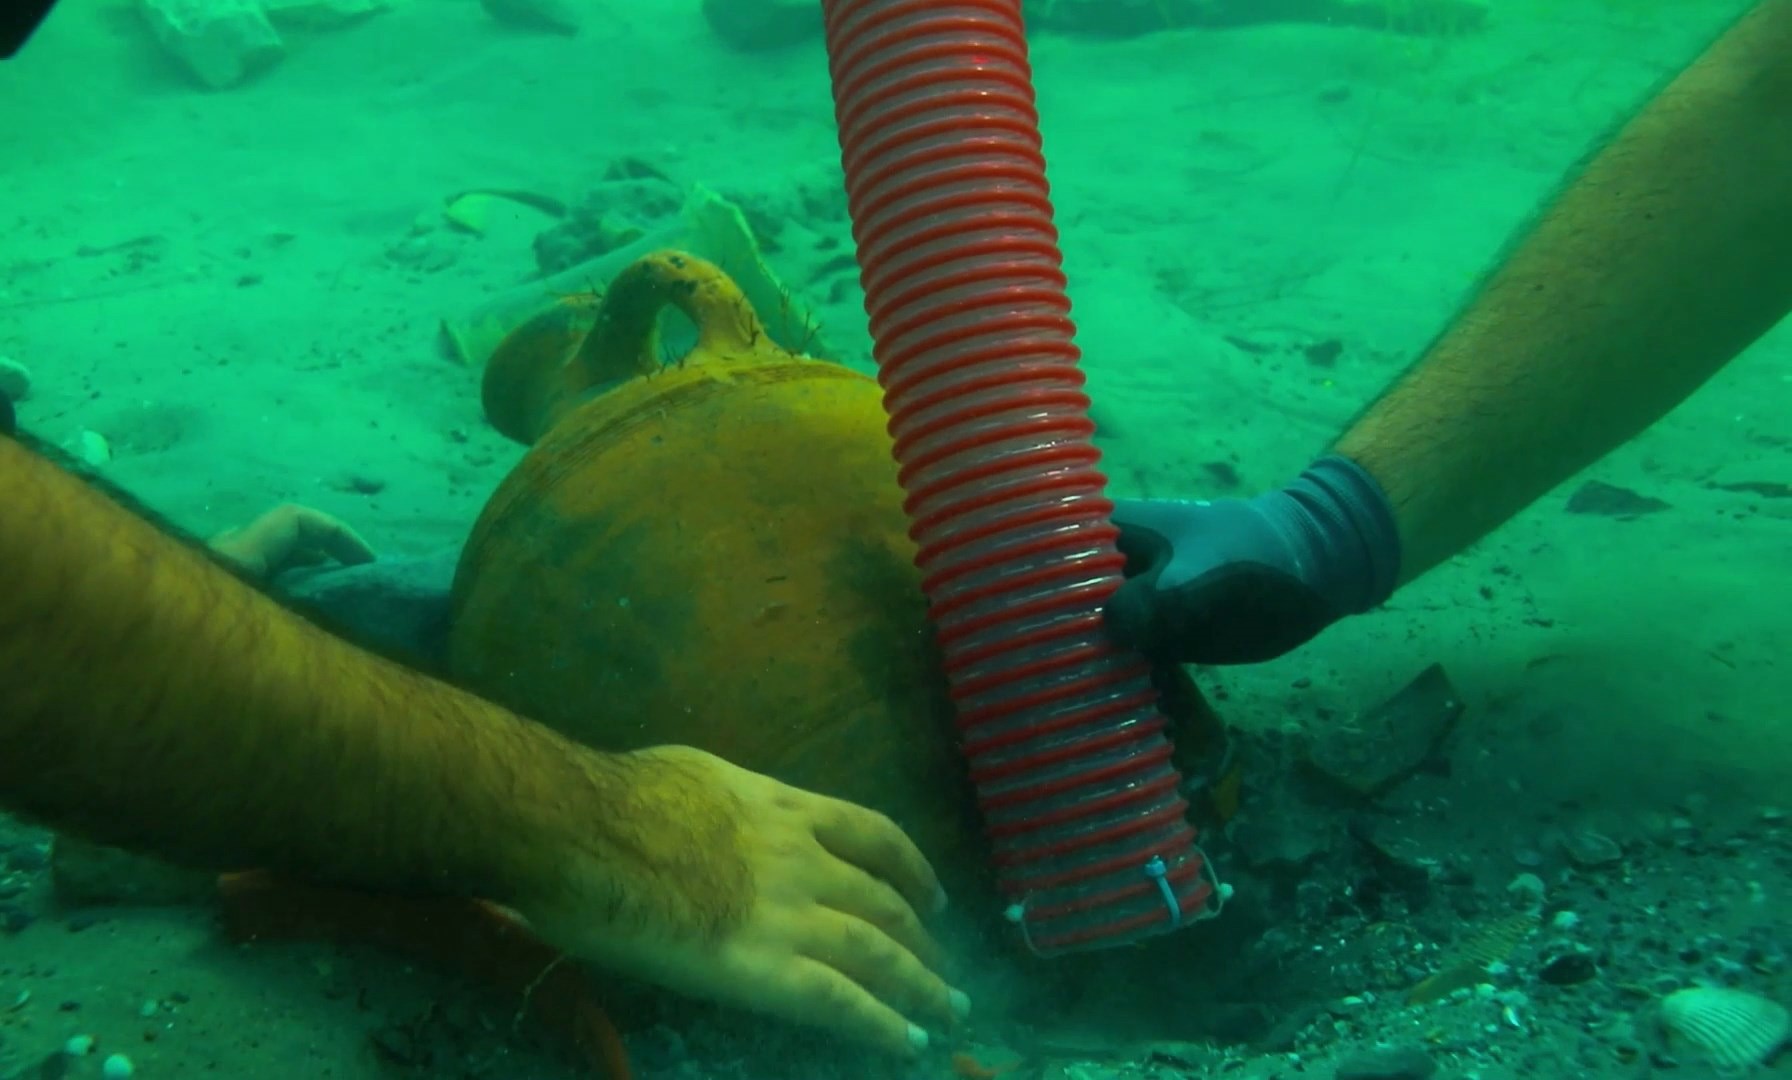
[{"left": 822, "top": 0, "right": 1214, "bottom": 954}]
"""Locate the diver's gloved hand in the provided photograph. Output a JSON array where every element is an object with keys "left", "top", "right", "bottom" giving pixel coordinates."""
[{"left": 1105, "top": 454, "right": 1402, "bottom": 664}]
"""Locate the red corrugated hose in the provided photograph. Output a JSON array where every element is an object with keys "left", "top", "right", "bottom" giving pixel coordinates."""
[{"left": 821, "top": 0, "right": 1229, "bottom": 955}]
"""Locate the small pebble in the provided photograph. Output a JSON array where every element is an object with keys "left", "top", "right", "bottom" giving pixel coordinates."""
[
  {"left": 63, "top": 1034, "right": 94, "bottom": 1056},
  {"left": 103, "top": 1053, "right": 135, "bottom": 1079},
  {"left": 0, "top": 356, "right": 31, "bottom": 402},
  {"left": 1539, "top": 950, "right": 1598, "bottom": 986},
  {"left": 1506, "top": 872, "right": 1546, "bottom": 906}
]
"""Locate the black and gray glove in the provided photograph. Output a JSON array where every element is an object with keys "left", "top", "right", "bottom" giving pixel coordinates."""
[{"left": 1105, "top": 455, "right": 1401, "bottom": 664}]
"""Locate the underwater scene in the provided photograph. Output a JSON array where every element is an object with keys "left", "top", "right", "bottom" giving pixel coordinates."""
[{"left": 0, "top": 0, "right": 1788, "bottom": 1078}]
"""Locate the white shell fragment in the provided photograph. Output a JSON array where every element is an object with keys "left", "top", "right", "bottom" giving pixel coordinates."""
[
  {"left": 1659, "top": 987, "right": 1790, "bottom": 1069},
  {"left": 1560, "top": 826, "right": 1623, "bottom": 868},
  {"left": 76, "top": 429, "right": 112, "bottom": 466}
]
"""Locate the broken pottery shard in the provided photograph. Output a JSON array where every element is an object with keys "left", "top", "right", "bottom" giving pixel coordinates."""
[
  {"left": 139, "top": 0, "right": 285, "bottom": 89},
  {"left": 1565, "top": 479, "right": 1670, "bottom": 517},
  {"left": 1028, "top": 0, "right": 1487, "bottom": 37},
  {"left": 1705, "top": 459, "right": 1792, "bottom": 501},
  {"left": 701, "top": 0, "right": 820, "bottom": 52},
  {"left": 1328, "top": 0, "right": 1489, "bottom": 34},
  {"left": 480, "top": 0, "right": 581, "bottom": 35},
  {"left": 263, "top": 0, "right": 392, "bottom": 29},
  {"left": 1710, "top": 479, "right": 1792, "bottom": 499},
  {"left": 1302, "top": 663, "right": 1464, "bottom": 799}
]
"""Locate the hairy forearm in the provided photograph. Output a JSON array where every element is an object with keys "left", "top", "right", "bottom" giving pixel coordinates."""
[
  {"left": 1334, "top": 0, "right": 1792, "bottom": 580},
  {"left": 0, "top": 434, "right": 624, "bottom": 910}
]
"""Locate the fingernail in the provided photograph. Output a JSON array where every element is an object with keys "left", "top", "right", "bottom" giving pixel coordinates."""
[
  {"left": 932, "top": 884, "right": 949, "bottom": 915},
  {"left": 948, "top": 988, "right": 971, "bottom": 1020},
  {"left": 907, "top": 1023, "right": 930, "bottom": 1052}
]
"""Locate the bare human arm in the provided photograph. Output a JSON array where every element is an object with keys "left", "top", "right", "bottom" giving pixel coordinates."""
[
  {"left": 1334, "top": 0, "right": 1792, "bottom": 581},
  {"left": 0, "top": 432, "right": 963, "bottom": 1055},
  {"left": 1106, "top": 0, "right": 1792, "bottom": 665}
]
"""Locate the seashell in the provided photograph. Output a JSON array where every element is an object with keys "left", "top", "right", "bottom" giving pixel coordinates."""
[
  {"left": 1658, "top": 987, "right": 1789, "bottom": 1069},
  {"left": 1560, "top": 826, "right": 1623, "bottom": 868}
]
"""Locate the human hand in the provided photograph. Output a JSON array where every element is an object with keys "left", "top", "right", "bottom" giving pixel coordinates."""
[
  {"left": 516, "top": 745, "right": 967, "bottom": 1058},
  {"left": 208, "top": 504, "right": 377, "bottom": 579},
  {"left": 1105, "top": 455, "right": 1401, "bottom": 664}
]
